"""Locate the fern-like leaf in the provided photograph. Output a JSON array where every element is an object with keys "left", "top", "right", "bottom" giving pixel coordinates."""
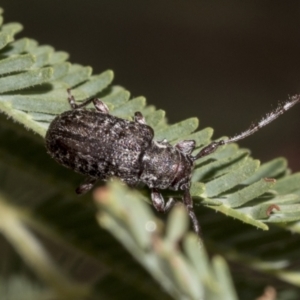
[{"left": 1, "top": 7, "right": 300, "bottom": 298}]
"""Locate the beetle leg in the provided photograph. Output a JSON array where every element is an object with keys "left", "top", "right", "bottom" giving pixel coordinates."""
[
  {"left": 134, "top": 112, "right": 147, "bottom": 125},
  {"left": 151, "top": 188, "right": 165, "bottom": 212},
  {"left": 151, "top": 189, "right": 176, "bottom": 212},
  {"left": 67, "top": 88, "right": 78, "bottom": 109},
  {"left": 93, "top": 99, "right": 109, "bottom": 114},
  {"left": 68, "top": 88, "right": 95, "bottom": 109},
  {"left": 165, "top": 197, "right": 176, "bottom": 212},
  {"left": 183, "top": 189, "right": 201, "bottom": 237},
  {"left": 76, "top": 177, "right": 97, "bottom": 194},
  {"left": 67, "top": 89, "right": 109, "bottom": 112},
  {"left": 175, "top": 140, "right": 196, "bottom": 155}
]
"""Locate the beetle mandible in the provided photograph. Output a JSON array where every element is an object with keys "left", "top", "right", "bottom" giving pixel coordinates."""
[{"left": 45, "top": 90, "right": 300, "bottom": 236}]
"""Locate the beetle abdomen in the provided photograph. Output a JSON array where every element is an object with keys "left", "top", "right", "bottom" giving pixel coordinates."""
[{"left": 46, "top": 109, "right": 154, "bottom": 185}]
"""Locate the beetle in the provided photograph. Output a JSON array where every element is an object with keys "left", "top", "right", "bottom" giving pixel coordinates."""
[{"left": 45, "top": 90, "right": 300, "bottom": 236}]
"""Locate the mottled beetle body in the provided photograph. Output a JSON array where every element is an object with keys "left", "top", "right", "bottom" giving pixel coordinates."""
[
  {"left": 47, "top": 110, "right": 154, "bottom": 186},
  {"left": 46, "top": 90, "right": 300, "bottom": 236},
  {"left": 46, "top": 109, "right": 193, "bottom": 191}
]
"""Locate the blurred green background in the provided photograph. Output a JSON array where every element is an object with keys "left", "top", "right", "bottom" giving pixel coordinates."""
[{"left": 2, "top": 0, "right": 300, "bottom": 169}]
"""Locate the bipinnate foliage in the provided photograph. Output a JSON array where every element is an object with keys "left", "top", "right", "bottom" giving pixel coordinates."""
[{"left": 0, "top": 7, "right": 300, "bottom": 300}]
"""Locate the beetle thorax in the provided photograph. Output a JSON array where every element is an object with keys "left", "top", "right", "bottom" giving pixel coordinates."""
[{"left": 139, "top": 140, "right": 193, "bottom": 190}]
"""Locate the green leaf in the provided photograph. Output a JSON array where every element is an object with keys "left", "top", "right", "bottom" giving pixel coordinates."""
[
  {"left": 243, "top": 157, "right": 288, "bottom": 185},
  {"left": 95, "top": 182, "right": 238, "bottom": 300},
  {"left": 1, "top": 8, "right": 300, "bottom": 298},
  {"left": 212, "top": 256, "right": 238, "bottom": 300},
  {"left": 192, "top": 149, "right": 249, "bottom": 182},
  {"left": 223, "top": 179, "right": 276, "bottom": 208},
  {"left": 0, "top": 54, "right": 35, "bottom": 75},
  {"left": 112, "top": 96, "right": 146, "bottom": 118},
  {"left": 75, "top": 70, "right": 114, "bottom": 96},
  {"left": 155, "top": 117, "right": 199, "bottom": 141},
  {"left": 0, "top": 276, "right": 49, "bottom": 300},
  {"left": 274, "top": 173, "right": 300, "bottom": 194},
  {"left": 0, "top": 68, "right": 53, "bottom": 93},
  {"left": 204, "top": 158, "right": 260, "bottom": 198},
  {"left": 0, "top": 195, "right": 90, "bottom": 299},
  {"left": 1, "top": 22, "right": 23, "bottom": 36},
  {"left": 101, "top": 87, "right": 130, "bottom": 107},
  {"left": 0, "top": 32, "right": 13, "bottom": 50},
  {"left": 0, "top": 37, "right": 29, "bottom": 55},
  {"left": 59, "top": 64, "right": 92, "bottom": 86}
]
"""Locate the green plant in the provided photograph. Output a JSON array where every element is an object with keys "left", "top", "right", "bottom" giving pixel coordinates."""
[{"left": 0, "top": 7, "right": 300, "bottom": 299}]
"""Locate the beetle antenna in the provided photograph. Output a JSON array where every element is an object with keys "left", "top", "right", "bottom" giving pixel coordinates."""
[
  {"left": 224, "top": 94, "right": 300, "bottom": 144},
  {"left": 193, "top": 94, "right": 300, "bottom": 161}
]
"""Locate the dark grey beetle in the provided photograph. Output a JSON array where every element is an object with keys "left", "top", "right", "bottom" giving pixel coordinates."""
[{"left": 46, "top": 90, "right": 300, "bottom": 236}]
